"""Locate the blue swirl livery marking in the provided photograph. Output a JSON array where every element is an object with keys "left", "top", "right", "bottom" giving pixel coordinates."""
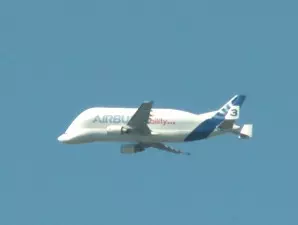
[{"left": 184, "top": 112, "right": 226, "bottom": 141}]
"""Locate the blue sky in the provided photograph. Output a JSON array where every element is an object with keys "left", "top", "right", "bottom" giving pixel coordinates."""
[{"left": 0, "top": 0, "right": 297, "bottom": 224}]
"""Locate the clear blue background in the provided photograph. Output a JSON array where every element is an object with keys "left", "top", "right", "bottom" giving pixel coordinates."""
[{"left": 1, "top": 0, "right": 297, "bottom": 224}]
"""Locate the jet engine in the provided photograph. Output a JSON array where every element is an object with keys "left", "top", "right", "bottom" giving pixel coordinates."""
[
  {"left": 120, "top": 144, "right": 145, "bottom": 154},
  {"left": 106, "top": 125, "right": 132, "bottom": 135}
]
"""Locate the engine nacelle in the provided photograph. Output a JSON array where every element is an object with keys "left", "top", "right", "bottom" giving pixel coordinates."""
[
  {"left": 121, "top": 144, "right": 145, "bottom": 154},
  {"left": 106, "top": 125, "right": 131, "bottom": 135}
]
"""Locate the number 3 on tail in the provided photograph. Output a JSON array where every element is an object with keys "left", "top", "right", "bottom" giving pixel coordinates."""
[{"left": 230, "top": 109, "right": 238, "bottom": 116}]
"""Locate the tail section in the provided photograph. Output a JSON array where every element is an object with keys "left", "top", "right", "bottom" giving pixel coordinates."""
[
  {"left": 216, "top": 95, "right": 253, "bottom": 139},
  {"left": 185, "top": 94, "right": 251, "bottom": 142},
  {"left": 217, "top": 95, "right": 246, "bottom": 121}
]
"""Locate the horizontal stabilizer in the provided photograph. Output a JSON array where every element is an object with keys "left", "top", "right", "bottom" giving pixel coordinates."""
[{"left": 239, "top": 124, "right": 253, "bottom": 139}]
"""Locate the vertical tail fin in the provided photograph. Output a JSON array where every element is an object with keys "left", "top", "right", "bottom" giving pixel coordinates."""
[{"left": 217, "top": 95, "right": 246, "bottom": 120}]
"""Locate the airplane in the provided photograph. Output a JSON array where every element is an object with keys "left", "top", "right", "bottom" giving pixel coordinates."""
[{"left": 57, "top": 95, "right": 253, "bottom": 155}]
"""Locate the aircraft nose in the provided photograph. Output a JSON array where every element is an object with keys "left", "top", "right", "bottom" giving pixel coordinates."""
[{"left": 57, "top": 134, "right": 68, "bottom": 143}]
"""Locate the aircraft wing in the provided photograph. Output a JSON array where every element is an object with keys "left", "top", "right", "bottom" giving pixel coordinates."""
[
  {"left": 144, "top": 143, "right": 191, "bottom": 155},
  {"left": 126, "top": 101, "right": 153, "bottom": 134}
]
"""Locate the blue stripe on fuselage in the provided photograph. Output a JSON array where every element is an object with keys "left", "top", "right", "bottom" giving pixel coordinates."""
[{"left": 184, "top": 113, "right": 226, "bottom": 142}]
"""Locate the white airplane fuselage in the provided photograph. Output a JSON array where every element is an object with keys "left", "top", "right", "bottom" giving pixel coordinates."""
[
  {"left": 58, "top": 107, "right": 231, "bottom": 144},
  {"left": 58, "top": 95, "right": 252, "bottom": 155}
]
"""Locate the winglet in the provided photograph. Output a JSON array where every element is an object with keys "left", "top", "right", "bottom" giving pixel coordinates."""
[
  {"left": 144, "top": 100, "right": 154, "bottom": 104},
  {"left": 126, "top": 101, "right": 154, "bottom": 134}
]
